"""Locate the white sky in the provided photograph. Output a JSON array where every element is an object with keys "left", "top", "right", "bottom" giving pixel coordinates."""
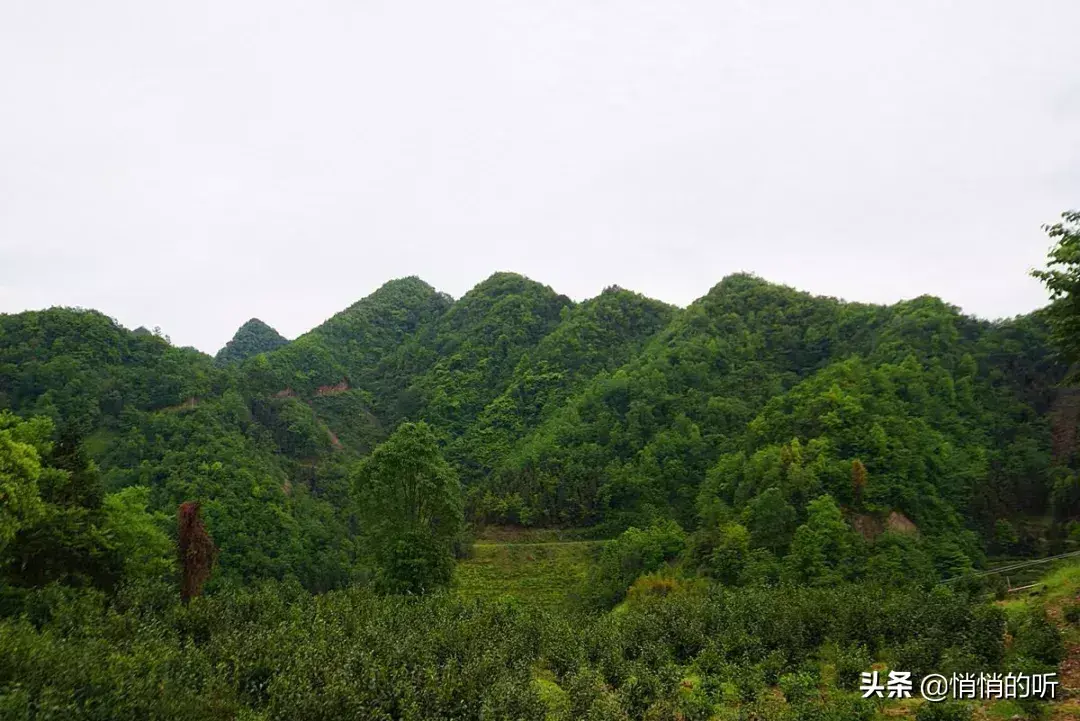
[{"left": 1, "top": 0, "right": 1078, "bottom": 353}]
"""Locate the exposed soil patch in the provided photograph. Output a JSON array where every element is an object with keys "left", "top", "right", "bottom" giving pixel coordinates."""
[
  {"left": 315, "top": 381, "right": 350, "bottom": 396},
  {"left": 326, "top": 428, "right": 343, "bottom": 450},
  {"left": 852, "top": 514, "right": 883, "bottom": 540},
  {"left": 162, "top": 397, "right": 199, "bottom": 412},
  {"left": 886, "top": 511, "right": 918, "bottom": 535},
  {"left": 852, "top": 511, "right": 918, "bottom": 540}
]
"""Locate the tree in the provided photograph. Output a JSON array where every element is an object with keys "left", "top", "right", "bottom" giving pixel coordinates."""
[
  {"left": 851, "top": 459, "right": 867, "bottom": 506},
  {"left": 741, "top": 487, "right": 797, "bottom": 554},
  {"left": 784, "top": 495, "right": 861, "bottom": 585},
  {"left": 706, "top": 522, "right": 750, "bottom": 585},
  {"left": 582, "top": 520, "right": 686, "bottom": 608},
  {"left": 1032, "top": 210, "right": 1080, "bottom": 367},
  {"left": 351, "top": 422, "right": 463, "bottom": 593},
  {"left": 1, "top": 418, "right": 121, "bottom": 590},
  {"left": 0, "top": 412, "right": 47, "bottom": 552},
  {"left": 104, "top": 487, "right": 175, "bottom": 582},
  {"left": 178, "top": 502, "right": 217, "bottom": 603}
]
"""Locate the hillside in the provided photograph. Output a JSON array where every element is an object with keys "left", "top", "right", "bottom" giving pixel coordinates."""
[
  {"left": 0, "top": 268, "right": 1075, "bottom": 594},
  {"left": 214, "top": 318, "right": 288, "bottom": 365},
  {"left": 4, "top": 231, "right": 1080, "bottom": 718}
]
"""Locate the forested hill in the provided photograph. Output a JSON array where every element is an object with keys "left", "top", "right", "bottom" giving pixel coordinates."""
[
  {"left": 214, "top": 318, "right": 287, "bottom": 365},
  {"left": 0, "top": 270, "right": 1075, "bottom": 591}
]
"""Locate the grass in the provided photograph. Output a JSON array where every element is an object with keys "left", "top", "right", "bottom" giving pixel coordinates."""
[
  {"left": 998, "top": 562, "right": 1080, "bottom": 622},
  {"left": 455, "top": 540, "right": 603, "bottom": 609},
  {"left": 472, "top": 525, "right": 598, "bottom": 543},
  {"left": 992, "top": 560, "right": 1080, "bottom": 721}
]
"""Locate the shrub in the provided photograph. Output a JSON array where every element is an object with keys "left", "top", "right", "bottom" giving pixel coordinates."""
[
  {"left": 581, "top": 520, "right": 686, "bottom": 609},
  {"left": 779, "top": 670, "right": 820, "bottom": 704},
  {"left": 1011, "top": 609, "right": 1064, "bottom": 666},
  {"left": 915, "top": 700, "right": 973, "bottom": 721}
]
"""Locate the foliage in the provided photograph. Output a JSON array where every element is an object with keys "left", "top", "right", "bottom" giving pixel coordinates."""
[
  {"left": 1, "top": 418, "right": 121, "bottom": 590},
  {"left": 582, "top": 520, "right": 686, "bottom": 608},
  {"left": 102, "top": 486, "right": 175, "bottom": 581},
  {"left": 0, "top": 251, "right": 1078, "bottom": 716},
  {"left": 1032, "top": 210, "right": 1080, "bottom": 368},
  {"left": 783, "top": 495, "right": 862, "bottom": 585},
  {"left": 0, "top": 411, "right": 47, "bottom": 551},
  {"left": 699, "top": 521, "right": 751, "bottom": 584},
  {"left": 915, "top": 701, "right": 974, "bottom": 721},
  {"left": 1009, "top": 608, "right": 1064, "bottom": 667},
  {"left": 455, "top": 540, "right": 600, "bottom": 609},
  {"left": 0, "top": 267, "right": 1070, "bottom": 589},
  {"left": 0, "top": 577, "right": 1011, "bottom": 720},
  {"left": 214, "top": 318, "right": 288, "bottom": 365},
  {"left": 351, "top": 421, "right": 463, "bottom": 593}
]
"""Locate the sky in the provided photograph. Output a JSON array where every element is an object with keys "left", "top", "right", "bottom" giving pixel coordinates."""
[{"left": 1, "top": 1, "right": 1078, "bottom": 354}]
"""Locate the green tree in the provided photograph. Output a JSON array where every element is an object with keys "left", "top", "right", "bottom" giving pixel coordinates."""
[
  {"left": 706, "top": 521, "right": 751, "bottom": 585},
  {"left": 784, "top": 495, "right": 861, "bottom": 585},
  {"left": 2, "top": 421, "right": 121, "bottom": 590},
  {"left": 742, "top": 487, "right": 797, "bottom": 554},
  {"left": 0, "top": 412, "right": 47, "bottom": 551},
  {"left": 351, "top": 421, "right": 463, "bottom": 593},
  {"left": 103, "top": 486, "right": 175, "bottom": 582},
  {"left": 582, "top": 520, "right": 686, "bottom": 608},
  {"left": 1032, "top": 210, "right": 1080, "bottom": 366}
]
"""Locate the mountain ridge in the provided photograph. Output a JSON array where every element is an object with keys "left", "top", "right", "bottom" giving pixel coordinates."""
[{"left": 0, "top": 270, "right": 1071, "bottom": 590}]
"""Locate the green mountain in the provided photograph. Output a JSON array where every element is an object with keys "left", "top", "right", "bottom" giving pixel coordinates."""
[
  {"left": 214, "top": 318, "right": 288, "bottom": 365},
  {"left": 489, "top": 277, "right": 1062, "bottom": 541},
  {"left": 238, "top": 276, "right": 450, "bottom": 402},
  {"left": 0, "top": 272, "right": 1074, "bottom": 592}
]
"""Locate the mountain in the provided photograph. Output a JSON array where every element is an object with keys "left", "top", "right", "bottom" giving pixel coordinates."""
[
  {"left": 0, "top": 307, "right": 360, "bottom": 591},
  {"left": 488, "top": 276, "right": 1062, "bottom": 542},
  {"left": 451, "top": 284, "right": 678, "bottom": 491},
  {"left": 214, "top": 318, "right": 288, "bottom": 365},
  {"left": 238, "top": 276, "right": 451, "bottom": 401},
  {"left": 0, "top": 272, "right": 1073, "bottom": 591},
  {"left": 384, "top": 272, "right": 573, "bottom": 435}
]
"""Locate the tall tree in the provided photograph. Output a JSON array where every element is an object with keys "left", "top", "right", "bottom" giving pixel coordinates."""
[
  {"left": 1032, "top": 210, "right": 1080, "bottom": 368},
  {"left": 784, "top": 495, "right": 861, "bottom": 585},
  {"left": 851, "top": 459, "right": 868, "bottom": 506},
  {"left": 351, "top": 422, "right": 463, "bottom": 593},
  {"left": 178, "top": 502, "right": 217, "bottom": 603},
  {"left": 2, "top": 419, "right": 121, "bottom": 590},
  {"left": 0, "top": 412, "right": 47, "bottom": 553}
]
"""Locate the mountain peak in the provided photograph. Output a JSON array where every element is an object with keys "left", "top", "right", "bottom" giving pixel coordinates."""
[{"left": 215, "top": 318, "right": 288, "bottom": 365}]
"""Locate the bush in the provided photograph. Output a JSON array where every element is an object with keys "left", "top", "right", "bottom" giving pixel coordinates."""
[
  {"left": 378, "top": 529, "right": 456, "bottom": 594},
  {"left": 833, "top": 643, "right": 872, "bottom": 691},
  {"left": 581, "top": 520, "right": 686, "bottom": 609},
  {"left": 1011, "top": 609, "right": 1064, "bottom": 666},
  {"left": 779, "top": 670, "right": 819, "bottom": 704},
  {"left": 0, "top": 578, "right": 1014, "bottom": 720},
  {"left": 915, "top": 700, "right": 973, "bottom": 721}
]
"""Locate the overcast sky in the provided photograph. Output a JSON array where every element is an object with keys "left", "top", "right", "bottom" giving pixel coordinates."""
[{"left": 2, "top": 1, "right": 1078, "bottom": 353}]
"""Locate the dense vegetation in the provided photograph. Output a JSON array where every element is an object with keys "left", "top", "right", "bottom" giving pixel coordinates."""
[
  {"left": 0, "top": 210, "right": 1078, "bottom": 718},
  {"left": 214, "top": 319, "right": 288, "bottom": 366}
]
